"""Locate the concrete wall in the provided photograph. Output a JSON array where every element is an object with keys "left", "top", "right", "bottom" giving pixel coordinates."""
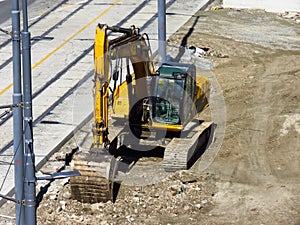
[{"left": 223, "top": 0, "right": 300, "bottom": 12}]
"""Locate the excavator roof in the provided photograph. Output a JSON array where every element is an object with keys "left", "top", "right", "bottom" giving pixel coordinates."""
[{"left": 159, "top": 62, "right": 196, "bottom": 79}]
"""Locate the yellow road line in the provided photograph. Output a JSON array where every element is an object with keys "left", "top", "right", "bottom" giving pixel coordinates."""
[
  {"left": 0, "top": 83, "right": 13, "bottom": 95},
  {"left": 0, "top": 0, "right": 121, "bottom": 96}
]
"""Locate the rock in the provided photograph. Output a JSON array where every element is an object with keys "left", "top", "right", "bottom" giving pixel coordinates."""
[
  {"left": 218, "top": 54, "right": 229, "bottom": 58},
  {"left": 60, "top": 200, "right": 67, "bottom": 210},
  {"left": 184, "top": 205, "right": 190, "bottom": 211},
  {"left": 194, "top": 203, "right": 202, "bottom": 209},
  {"left": 60, "top": 179, "right": 69, "bottom": 186},
  {"left": 212, "top": 193, "right": 218, "bottom": 197},
  {"left": 176, "top": 193, "right": 185, "bottom": 201},
  {"left": 188, "top": 46, "right": 209, "bottom": 57},
  {"left": 153, "top": 193, "right": 159, "bottom": 198},
  {"left": 134, "top": 187, "right": 141, "bottom": 191},
  {"left": 77, "top": 216, "right": 84, "bottom": 222},
  {"left": 132, "top": 197, "right": 140, "bottom": 203},
  {"left": 169, "top": 190, "right": 176, "bottom": 196},
  {"left": 280, "top": 11, "right": 300, "bottom": 21},
  {"left": 176, "top": 170, "right": 198, "bottom": 184},
  {"left": 201, "top": 199, "right": 208, "bottom": 205},
  {"left": 49, "top": 194, "right": 57, "bottom": 200},
  {"left": 91, "top": 204, "right": 99, "bottom": 211},
  {"left": 54, "top": 152, "right": 65, "bottom": 161},
  {"left": 56, "top": 206, "right": 62, "bottom": 213},
  {"left": 98, "top": 202, "right": 105, "bottom": 208},
  {"left": 181, "top": 184, "right": 187, "bottom": 192},
  {"left": 47, "top": 208, "right": 54, "bottom": 214},
  {"left": 62, "top": 190, "right": 72, "bottom": 199},
  {"left": 48, "top": 215, "right": 55, "bottom": 221},
  {"left": 170, "top": 184, "right": 181, "bottom": 193}
]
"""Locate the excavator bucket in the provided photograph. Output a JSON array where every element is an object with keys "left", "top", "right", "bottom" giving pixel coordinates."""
[{"left": 70, "top": 148, "right": 116, "bottom": 203}]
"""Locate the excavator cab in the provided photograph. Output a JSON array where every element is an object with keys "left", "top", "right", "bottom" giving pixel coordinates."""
[{"left": 151, "top": 63, "right": 197, "bottom": 126}]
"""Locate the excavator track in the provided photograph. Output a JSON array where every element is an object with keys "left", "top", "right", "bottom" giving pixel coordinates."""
[
  {"left": 70, "top": 150, "right": 115, "bottom": 203},
  {"left": 163, "top": 121, "right": 213, "bottom": 172}
]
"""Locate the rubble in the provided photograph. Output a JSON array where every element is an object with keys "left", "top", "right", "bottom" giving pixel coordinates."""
[
  {"left": 279, "top": 11, "right": 300, "bottom": 23},
  {"left": 36, "top": 168, "right": 216, "bottom": 224}
]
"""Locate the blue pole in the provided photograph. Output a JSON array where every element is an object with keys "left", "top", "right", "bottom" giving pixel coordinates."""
[
  {"left": 11, "top": 0, "right": 25, "bottom": 224},
  {"left": 21, "top": 0, "right": 36, "bottom": 224},
  {"left": 158, "top": 0, "right": 166, "bottom": 64}
]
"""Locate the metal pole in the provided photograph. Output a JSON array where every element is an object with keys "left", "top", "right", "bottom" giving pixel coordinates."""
[
  {"left": 11, "top": 0, "right": 25, "bottom": 224},
  {"left": 21, "top": 0, "right": 36, "bottom": 224},
  {"left": 158, "top": 0, "right": 166, "bottom": 64}
]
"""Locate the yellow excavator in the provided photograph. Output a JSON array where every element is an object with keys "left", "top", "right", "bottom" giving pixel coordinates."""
[{"left": 70, "top": 24, "right": 213, "bottom": 203}]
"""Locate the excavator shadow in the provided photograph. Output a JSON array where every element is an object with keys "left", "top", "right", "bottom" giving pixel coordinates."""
[{"left": 110, "top": 145, "right": 165, "bottom": 201}]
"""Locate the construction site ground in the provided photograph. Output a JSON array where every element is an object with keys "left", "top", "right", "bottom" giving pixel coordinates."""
[{"left": 1, "top": 3, "right": 300, "bottom": 225}]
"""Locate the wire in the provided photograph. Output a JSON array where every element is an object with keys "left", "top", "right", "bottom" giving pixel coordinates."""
[
  {"left": 0, "top": 103, "right": 23, "bottom": 110},
  {"left": 0, "top": 103, "right": 23, "bottom": 122},
  {"left": 0, "top": 28, "right": 11, "bottom": 36},
  {"left": 0, "top": 193, "right": 22, "bottom": 204},
  {"left": 0, "top": 150, "right": 16, "bottom": 192},
  {"left": 0, "top": 121, "right": 27, "bottom": 198},
  {"left": 0, "top": 160, "right": 13, "bottom": 166},
  {"left": 0, "top": 109, "right": 25, "bottom": 225},
  {"left": 0, "top": 110, "right": 11, "bottom": 120}
]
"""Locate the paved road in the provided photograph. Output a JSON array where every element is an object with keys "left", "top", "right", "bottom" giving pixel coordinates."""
[{"left": 0, "top": 0, "right": 212, "bottom": 208}]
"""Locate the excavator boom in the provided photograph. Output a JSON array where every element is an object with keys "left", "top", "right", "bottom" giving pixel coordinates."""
[{"left": 92, "top": 24, "right": 155, "bottom": 149}]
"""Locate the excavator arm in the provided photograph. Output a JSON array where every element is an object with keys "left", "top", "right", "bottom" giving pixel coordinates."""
[
  {"left": 93, "top": 24, "right": 109, "bottom": 148},
  {"left": 92, "top": 23, "right": 155, "bottom": 149}
]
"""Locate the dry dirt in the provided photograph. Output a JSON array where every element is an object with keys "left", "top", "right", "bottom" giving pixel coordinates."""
[
  {"left": 1, "top": 3, "right": 300, "bottom": 225},
  {"left": 176, "top": 6, "right": 300, "bottom": 225}
]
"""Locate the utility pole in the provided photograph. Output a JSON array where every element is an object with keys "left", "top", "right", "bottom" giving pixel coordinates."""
[
  {"left": 21, "top": 0, "right": 37, "bottom": 224},
  {"left": 158, "top": 0, "right": 166, "bottom": 64},
  {"left": 11, "top": 0, "right": 25, "bottom": 224}
]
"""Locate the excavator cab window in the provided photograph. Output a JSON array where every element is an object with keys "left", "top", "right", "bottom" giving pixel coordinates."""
[
  {"left": 151, "top": 63, "right": 196, "bottom": 125},
  {"left": 152, "top": 76, "right": 184, "bottom": 124}
]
